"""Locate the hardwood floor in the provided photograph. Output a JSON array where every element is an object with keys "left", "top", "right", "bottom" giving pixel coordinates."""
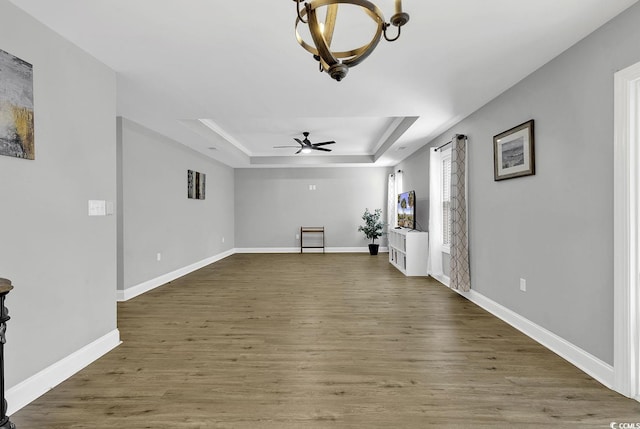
[{"left": 11, "top": 253, "right": 640, "bottom": 428}]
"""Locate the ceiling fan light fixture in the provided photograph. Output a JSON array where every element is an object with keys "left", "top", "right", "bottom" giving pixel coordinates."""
[
  {"left": 273, "top": 131, "right": 336, "bottom": 154},
  {"left": 294, "top": 0, "right": 409, "bottom": 82}
]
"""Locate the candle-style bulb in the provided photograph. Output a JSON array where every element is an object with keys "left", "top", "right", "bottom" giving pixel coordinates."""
[{"left": 395, "top": 0, "right": 402, "bottom": 14}]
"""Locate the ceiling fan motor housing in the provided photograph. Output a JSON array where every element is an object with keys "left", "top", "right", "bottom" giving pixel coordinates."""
[{"left": 274, "top": 131, "right": 335, "bottom": 153}]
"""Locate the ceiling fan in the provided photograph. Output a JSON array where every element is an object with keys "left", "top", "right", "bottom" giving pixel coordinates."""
[{"left": 274, "top": 132, "right": 336, "bottom": 154}]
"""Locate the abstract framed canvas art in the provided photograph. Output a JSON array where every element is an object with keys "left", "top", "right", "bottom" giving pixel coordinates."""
[
  {"left": 187, "top": 170, "right": 206, "bottom": 200},
  {"left": 0, "top": 49, "right": 34, "bottom": 160}
]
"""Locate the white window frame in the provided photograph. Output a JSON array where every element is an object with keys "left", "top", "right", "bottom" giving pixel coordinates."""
[{"left": 613, "top": 60, "right": 640, "bottom": 400}]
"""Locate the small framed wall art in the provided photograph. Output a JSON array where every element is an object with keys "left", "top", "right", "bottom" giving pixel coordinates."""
[
  {"left": 0, "top": 48, "right": 35, "bottom": 160},
  {"left": 493, "top": 120, "right": 535, "bottom": 181},
  {"left": 187, "top": 169, "right": 206, "bottom": 200}
]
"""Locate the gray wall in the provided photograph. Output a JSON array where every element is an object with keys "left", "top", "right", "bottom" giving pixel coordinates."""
[
  {"left": 395, "top": 142, "right": 452, "bottom": 275},
  {"left": 395, "top": 147, "right": 430, "bottom": 232},
  {"left": 119, "top": 118, "right": 235, "bottom": 290},
  {"left": 0, "top": 2, "right": 117, "bottom": 388},
  {"left": 235, "top": 168, "right": 390, "bottom": 249},
  {"left": 404, "top": 2, "right": 640, "bottom": 365}
]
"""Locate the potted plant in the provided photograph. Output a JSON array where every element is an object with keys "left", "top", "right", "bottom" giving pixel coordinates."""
[{"left": 358, "top": 208, "right": 385, "bottom": 255}]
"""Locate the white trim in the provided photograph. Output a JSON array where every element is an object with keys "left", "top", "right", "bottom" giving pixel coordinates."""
[
  {"left": 430, "top": 273, "right": 451, "bottom": 287},
  {"left": 234, "top": 247, "right": 388, "bottom": 254},
  {"left": 431, "top": 276, "right": 614, "bottom": 390},
  {"left": 117, "top": 250, "right": 234, "bottom": 301},
  {"left": 614, "top": 61, "right": 640, "bottom": 399},
  {"left": 234, "top": 247, "right": 301, "bottom": 254},
  {"left": 118, "top": 247, "right": 390, "bottom": 301},
  {"left": 327, "top": 246, "right": 388, "bottom": 253},
  {"left": 6, "top": 329, "right": 121, "bottom": 415},
  {"left": 198, "top": 119, "right": 252, "bottom": 156},
  {"left": 461, "top": 289, "right": 613, "bottom": 388}
]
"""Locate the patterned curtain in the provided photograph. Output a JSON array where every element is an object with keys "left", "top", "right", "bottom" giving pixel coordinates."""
[{"left": 450, "top": 135, "right": 471, "bottom": 291}]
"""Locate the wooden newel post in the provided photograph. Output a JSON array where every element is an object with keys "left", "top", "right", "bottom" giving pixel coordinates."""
[{"left": 0, "top": 279, "right": 15, "bottom": 429}]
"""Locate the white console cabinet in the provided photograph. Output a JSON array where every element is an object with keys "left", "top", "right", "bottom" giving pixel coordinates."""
[{"left": 388, "top": 228, "right": 428, "bottom": 276}]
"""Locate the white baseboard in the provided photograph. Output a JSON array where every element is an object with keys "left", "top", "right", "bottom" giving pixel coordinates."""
[
  {"left": 117, "top": 249, "right": 234, "bottom": 301},
  {"left": 234, "top": 247, "right": 300, "bottom": 254},
  {"left": 119, "top": 247, "right": 390, "bottom": 302},
  {"left": 434, "top": 279, "right": 614, "bottom": 389},
  {"left": 6, "top": 329, "right": 121, "bottom": 415},
  {"left": 234, "top": 247, "right": 388, "bottom": 254},
  {"left": 328, "top": 247, "right": 389, "bottom": 253},
  {"left": 430, "top": 273, "right": 450, "bottom": 287}
]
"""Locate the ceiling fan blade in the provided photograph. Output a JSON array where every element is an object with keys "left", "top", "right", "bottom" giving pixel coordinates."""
[
  {"left": 295, "top": 148, "right": 303, "bottom": 154},
  {"left": 313, "top": 147, "right": 332, "bottom": 152},
  {"left": 294, "top": 138, "right": 304, "bottom": 146},
  {"left": 312, "top": 141, "right": 336, "bottom": 146}
]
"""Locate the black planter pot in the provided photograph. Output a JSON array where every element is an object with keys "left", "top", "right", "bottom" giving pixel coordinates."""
[{"left": 368, "top": 244, "right": 379, "bottom": 255}]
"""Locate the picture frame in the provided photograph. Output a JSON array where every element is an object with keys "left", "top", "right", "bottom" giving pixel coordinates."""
[
  {"left": 493, "top": 120, "right": 535, "bottom": 181},
  {"left": 187, "top": 169, "right": 206, "bottom": 200},
  {"left": 0, "top": 48, "right": 35, "bottom": 160}
]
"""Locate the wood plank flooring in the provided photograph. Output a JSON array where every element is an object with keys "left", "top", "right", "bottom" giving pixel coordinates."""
[{"left": 11, "top": 253, "right": 640, "bottom": 428}]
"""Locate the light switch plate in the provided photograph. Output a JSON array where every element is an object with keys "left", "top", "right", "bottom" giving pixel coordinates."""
[
  {"left": 520, "top": 278, "right": 526, "bottom": 292},
  {"left": 88, "top": 200, "right": 106, "bottom": 216}
]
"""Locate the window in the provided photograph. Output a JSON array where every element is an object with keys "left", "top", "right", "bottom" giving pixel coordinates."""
[{"left": 441, "top": 149, "right": 452, "bottom": 253}]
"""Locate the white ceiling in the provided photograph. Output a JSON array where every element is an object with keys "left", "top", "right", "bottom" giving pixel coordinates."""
[{"left": 8, "top": 0, "right": 638, "bottom": 168}]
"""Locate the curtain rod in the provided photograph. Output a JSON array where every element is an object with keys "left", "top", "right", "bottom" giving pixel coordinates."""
[{"left": 435, "top": 134, "right": 466, "bottom": 151}]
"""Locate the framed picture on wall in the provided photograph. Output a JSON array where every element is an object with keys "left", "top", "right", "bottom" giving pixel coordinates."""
[
  {"left": 493, "top": 120, "right": 535, "bottom": 181},
  {"left": 0, "top": 48, "right": 35, "bottom": 160},
  {"left": 187, "top": 169, "right": 206, "bottom": 200}
]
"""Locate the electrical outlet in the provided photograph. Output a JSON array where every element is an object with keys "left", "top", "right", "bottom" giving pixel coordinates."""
[
  {"left": 157, "top": 252, "right": 162, "bottom": 262},
  {"left": 296, "top": 234, "right": 300, "bottom": 240},
  {"left": 520, "top": 278, "right": 526, "bottom": 292}
]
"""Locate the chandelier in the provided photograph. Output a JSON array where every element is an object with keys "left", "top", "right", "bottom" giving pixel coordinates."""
[{"left": 294, "top": 0, "right": 410, "bottom": 81}]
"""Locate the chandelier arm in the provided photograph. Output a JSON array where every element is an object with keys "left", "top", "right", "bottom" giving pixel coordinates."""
[
  {"left": 294, "top": 0, "right": 405, "bottom": 80},
  {"left": 342, "top": 25, "right": 382, "bottom": 67},
  {"left": 295, "top": 0, "right": 308, "bottom": 24},
  {"left": 341, "top": 3, "right": 384, "bottom": 67},
  {"left": 308, "top": 5, "right": 339, "bottom": 68},
  {"left": 323, "top": 4, "right": 338, "bottom": 48},
  {"left": 296, "top": 34, "right": 380, "bottom": 60},
  {"left": 383, "top": 22, "right": 402, "bottom": 42},
  {"left": 352, "top": 1, "right": 385, "bottom": 24},
  {"left": 295, "top": 2, "right": 383, "bottom": 60},
  {"left": 295, "top": 4, "right": 324, "bottom": 57},
  {"left": 310, "top": 0, "right": 385, "bottom": 20}
]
